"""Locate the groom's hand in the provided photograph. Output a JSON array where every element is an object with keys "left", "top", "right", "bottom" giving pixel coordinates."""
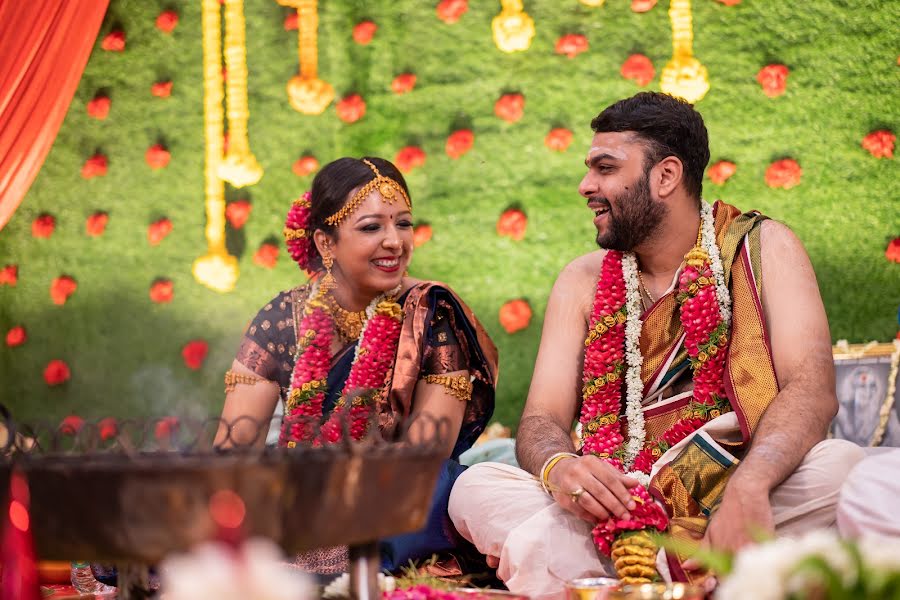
[{"left": 548, "top": 454, "right": 640, "bottom": 523}]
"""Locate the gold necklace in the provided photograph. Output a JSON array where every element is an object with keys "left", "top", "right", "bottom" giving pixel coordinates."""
[
  {"left": 323, "top": 291, "right": 367, "bottom": 341},
  {"left": 637, "top": 270, "right": 655, "bottom": 303}
]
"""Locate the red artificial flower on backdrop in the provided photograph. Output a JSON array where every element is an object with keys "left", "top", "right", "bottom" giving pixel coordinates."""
[
  {"left": 413, "top": 223, "right": 433, "bottom": 248},
  {"left": 50, "top": 275, "right": 77, "bottom": 305},
  {"left": 555, "top": 34, "right": 589, "bottom": 59},
  {"left": 631, "top": 0, "right": 657, "bottom": 12},
  {"left": 156, "top": 10, "right": 179, "bottom": 33},
  {"left": 716, "top": 0, "right": 741, "bottom": 5},
  {"left": 437, "top": 0, "right": 468, "bottom": 24},
  {"left": 292, "top": 155, "right": 319, "bottom": 177},
  {"left": 222, "top": 132, "right": 230, "bottom": 155},
  {"left": 765, "top": 158, "right": 802, "bottom": 189},
  {"left": 886, "top": 238, "right": 900, "bottom": 263},
  {"left": 284, "top": 12, "right": 298, "bottom": 30},
  {"left": 621, "top": 54, "right": 655, "bottom": 86},
  {"left": 31, "top": 213, "right": 55, "bottom": 238},
  {"left": 353, "top": 20, "right": 377, "bottom": 44},
  {"left": 225, "top": 200, "right": 252, "bottom": 229},
  {"left": 707, "top": 160, "right": 737, "bottom": 185},
  {"left": 446, "top": 130, "right": 474, "bottom": 159},
  {"left": 6, "top": 326, "right": 26, "bottom": 348},
  {"left": 87, "top": 94, "right": 111, "bottom": 120},
  {"left": 44, "top": 359, "right": 71, "bottom": 386},
  {"left": 757, "top": 64, "right": 789, "bottom": 97},
  {"left": 499, "top": 299, "right": 532, "bottom": 334},
  {"left": 495, "top": 93, "right": 525, "bottom": 123},
  {"left": 182, "top": 340, "right": 209, "bottom": 370},
  {"left": 155, "top": 416, "right": 180, "bottom": 441},
  {"left": 101, "top": 30, "right": 126, "bottom": 52},
  {"left": 59, "top": 415, "right": 84, "bottom": 435},
  {"left": 392, "top": 73, "right": 417, "bottom": 94},
  {"left": 85, "top": 211, "right": 109, "bottom": 237},
  {"left": 545, "top": 128, "right": 573, "bottom": 152},
  {"left": 862, "top": 130, "right": 895, "bottom": 158},
  {"left": 336, "top": 94, "right": 366, "bottom": 123},
  {"left": 254, "top": 243, "right": 279, "bottom": 269},
  {"left": 99, "top": 417, "right": 118, "bottom": 441},
  {"left": 81, "top": 154, "right": 108, "bottom": 179},
  {"left": 0, "top": 265, "right": 17, "bottom": 286},
  {"left": 152, "top": 80, "right": 173, "bottom": 98},
  {"left": 395, "top": 146, "right": 426, "bottom": 172},
  {"left": 497, "top": 207, "right": 527, "bottom": 240},
  {"left": 148, "top": 217, "right": 173, "bottom": 245},
  {"left": 145, "top": 144, "right": 171, "bottom": 169},
  {"left": 149, "top": 279, "right": 174, "bottom": 303}
]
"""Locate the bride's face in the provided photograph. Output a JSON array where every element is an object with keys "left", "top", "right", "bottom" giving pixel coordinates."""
[{"left": 328, "top": 189, "right": 414, "bottom": 299}]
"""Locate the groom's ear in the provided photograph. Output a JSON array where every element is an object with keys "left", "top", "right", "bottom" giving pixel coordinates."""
[{"left": 653, "top": 155, "right": 684, "bottom": 199}]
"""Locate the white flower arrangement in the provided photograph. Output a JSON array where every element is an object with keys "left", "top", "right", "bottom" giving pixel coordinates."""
[
  {"left": 322, "top": 572, "right": 397, "bottom": 599},
  {"left": 700, "top": 201, "right": 732, "bottom": 327},
  {"left": 716, "top": 530, "right": 900, "bottom": 600},
  {"left": 620, "top": 252, "right": 646, "bottom": 470},
  {"left": 161, "top": 538, "right": 314, "bottom": 600}
]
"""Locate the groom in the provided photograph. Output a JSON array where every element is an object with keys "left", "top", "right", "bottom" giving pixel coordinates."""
[{"left": 449, "top": 92, "right": 863, "bottom": 597}]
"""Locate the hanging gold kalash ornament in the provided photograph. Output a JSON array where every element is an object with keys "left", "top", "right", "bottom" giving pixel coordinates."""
[
  {"left": 278, "top": 0, "right": 335, "bottom": 114},
  {"left": 660, "top": 0, "right": 710, "bottom": 103},
  {"left": 218, "top": 0, "right": 264, "bottom": 187},
  {"left": 193, "top": 0, "right": 240, "bottom": 292},
  {"left": 492, "top": 0, "right": 535, "bottom": 53}
]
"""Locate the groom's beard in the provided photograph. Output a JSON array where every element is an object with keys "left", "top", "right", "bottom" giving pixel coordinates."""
[{"left": 594, "top": 171, "right": 668, "bottom": 252}]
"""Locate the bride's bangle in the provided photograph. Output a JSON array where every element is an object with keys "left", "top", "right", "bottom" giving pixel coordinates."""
[{"left": 539, "top": 452, "right": 578, "bottom": 495}]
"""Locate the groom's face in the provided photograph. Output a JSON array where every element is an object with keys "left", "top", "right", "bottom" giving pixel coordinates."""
[{"left": 578, "top": 131, "right": 668, "bottom": 252}]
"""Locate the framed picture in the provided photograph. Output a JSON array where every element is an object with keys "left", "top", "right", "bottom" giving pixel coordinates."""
[{"left": 831, "top": 342, "right": 900, "bottom": 447}]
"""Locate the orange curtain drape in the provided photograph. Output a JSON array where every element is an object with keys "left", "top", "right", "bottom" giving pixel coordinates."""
[{"left": 0, "top": 0, "right": 109, "bottom": 231}]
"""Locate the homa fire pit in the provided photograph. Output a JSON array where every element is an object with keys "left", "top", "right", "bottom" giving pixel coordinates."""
[{"left": 1, "top": 412, "right": 451, "bottom": 599}]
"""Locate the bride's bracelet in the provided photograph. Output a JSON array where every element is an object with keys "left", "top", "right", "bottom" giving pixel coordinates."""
[{"left": 539, "top": 451, "right": 578, "bottom": 496}]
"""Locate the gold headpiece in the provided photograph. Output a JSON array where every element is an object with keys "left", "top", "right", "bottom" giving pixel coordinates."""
[{"left": 325, "top": 159, "right": 412, "bottom": 226}]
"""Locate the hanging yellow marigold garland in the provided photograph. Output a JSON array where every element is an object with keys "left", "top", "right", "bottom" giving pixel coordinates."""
[
  {"left": 492, "top": 0, "right": 535, "bottom": 53},
  {"left": 218, "top": 0, "right": 264, "bottom": 188},
  {"left": 279, "top": 0, "right": 335, "bottom": 115},
  {"left": 660, "top": 0, "right": 709, "bottom": 103},
  {"left": 193, "top": 0, "right": 239, "bottom": 293}
]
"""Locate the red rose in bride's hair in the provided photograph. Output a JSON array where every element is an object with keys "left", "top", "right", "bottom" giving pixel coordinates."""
[
  {"left": 182, "top": 340, "right": 208, "bottom": 370},
  {"left": 765, "top": 158, "right": 802, "bottom": 189},
  {"left": 707, "top": 160, "right": 737, "bottom": 185},
  {"left": 87, "top": 94, "right": 110, "bottom": 119},
  {"left": 757, "top": 64, "right": 789, "bottom": 97},
  {"left": 499, "top": 299, "right": 532, "bottom": 334},
  {"left": 285, "top": 191, "right": 316, "bottom": 273},
  {"left": 292, "top": 155, "right": 319, "bottom": 177},
  {"left": 50, "top": 275, "right": 77, "bottom": 305},
  {"left": 495, "top": 93, "right": 525, "bottom": 123},
  {"left": 85, "top": 211, "right": 109, "bottom": 237},
  {"left": 395, "top": 146, "right": 426, "bottom": 172},
  {"left": 44, "top": 359, "right": 71, "bottom": 385},
  {"left": 0, "top": 265, "right": 17, "bottom": 286},
  {"left": 545, "top": 128, "right": 573, "bottom": 152},
  {"left": 437, "top": 0, "right": 468, "bottom": 24},
  {"left": 254, "top": 243, "right": 279, "bottom": 269},
  {"left": 81, "top": 154, "right": 108, "bottom": 179},
  {"left": 555, "top": 34, "right": 588, "bottom": 59},
  {"left": 391, "top": 73, "right": 416, "bottom": 94},
  {"left": 620, "top": 54, "right": 655, "bottom": 86},
  {"left": 862, "top": 130, "right": 895, "bottom": 158},
  {"left": 413, "top": 223, "right": 433, "bottom": 248},
  {"left": 32, "top": 213, "right": 55, "bottom": 238},
  {"left": 6, "top": 326, "right": 26, "bottom": 347},
  {"left": 101, "top": 30, "right": 126, "bottom": 52},
  {"left": 497, "top": 207, "right": 527, "bottom": 240},
  {"left": 446, "top": 130, "right": 474, "bottom": 159},
  {"left": 336, "top": 94, "right": 366, "bottom": 123},
  {"left": 225, "top": 200, "right": 251, "bottom": 229},
  {"left": 352, "top": 20, "right": 377, "bottom": 45},
  {"left": 156, "top": 10, "right": 178, "bottom": 33}
]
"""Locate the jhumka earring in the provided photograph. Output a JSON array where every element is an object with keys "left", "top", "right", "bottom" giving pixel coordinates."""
[{"left": 320, "top": 253, "right": 337, "bottom": 292}]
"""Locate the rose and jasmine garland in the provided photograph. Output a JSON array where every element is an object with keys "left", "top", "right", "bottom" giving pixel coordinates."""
[
  {"left": 579, "top": 201, "right": 732, "bottom": 582},
  {"left": 280, "top": 192, "right": 404, "bottom": 447}
]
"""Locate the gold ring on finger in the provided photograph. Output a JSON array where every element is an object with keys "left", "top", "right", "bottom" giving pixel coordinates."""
[{"left": 570, "top": 487, "right": 585, "bottom": 503}]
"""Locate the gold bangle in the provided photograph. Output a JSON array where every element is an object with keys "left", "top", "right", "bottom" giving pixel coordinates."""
[
  {"left": 224, "top": 369, "right": 265, "bottom": 393},
  {"left": 540, "top": 452, "right": 578, "bottom": 495},
  {"left": 423, "top": 374, "right": 473, "bottom": 402}
]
